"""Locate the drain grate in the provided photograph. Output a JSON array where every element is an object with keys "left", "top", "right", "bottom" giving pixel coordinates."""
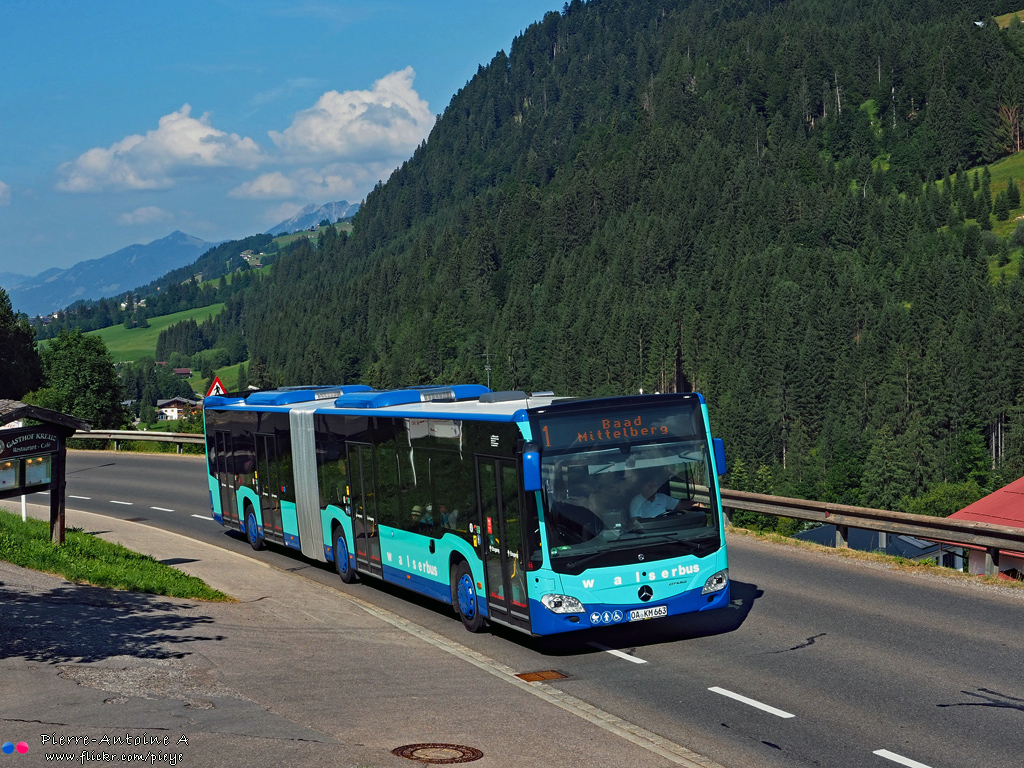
[
  {"left": 515, "top": 669, "right": 567, "bottom": 682},
  {"left": 392, "top": 743, "right": 483, "bottom": 764}
]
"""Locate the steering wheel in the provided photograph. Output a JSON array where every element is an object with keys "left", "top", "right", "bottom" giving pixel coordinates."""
[{"left": 655, "top": 508, "right": 688, "bottom": 518}]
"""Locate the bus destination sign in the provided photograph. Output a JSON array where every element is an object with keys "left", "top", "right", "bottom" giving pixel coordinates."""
[
  {"left": 0, "top": 429, "right": 60, "bottom": 461},
  {"left": 537, "top": 404, "right": 701, "bottom": 451}
]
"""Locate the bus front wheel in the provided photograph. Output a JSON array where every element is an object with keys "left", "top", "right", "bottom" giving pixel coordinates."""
[
  {"left": 245, "top": 507, "right": 264, "bottom": 551},
  {"left": 452, "top": 561, "right": 485, "bottom": 632},
  {"left": 334, "top": 528, "right": 356, "bottom": 584}
]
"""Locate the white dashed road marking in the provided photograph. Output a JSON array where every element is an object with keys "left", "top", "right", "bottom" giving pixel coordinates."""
[
  {"left": 588, "top": 642, "right": 647, "bottom": 664},
  {"left": 109, "top": 500, "right": 133, "bottom": 505},
  {"left": 873, "top": 749, "right": 933, "bottom": 768},
  {"left": 708, "top": 687, "right": 795, "bottom": 718}
]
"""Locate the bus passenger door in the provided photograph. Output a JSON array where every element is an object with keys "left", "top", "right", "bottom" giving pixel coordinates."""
[
  {"left": 255, "top": 433, "right": 283, "bottom": 544},
  {"left": 475, "top": 457, "right": 531, "bottom": 632},
  {"left": 214, "top": 430, "right": 239, "bottom": 525},
  {"left": 348, "top": 443, "right": 382, "bottom": 577}
]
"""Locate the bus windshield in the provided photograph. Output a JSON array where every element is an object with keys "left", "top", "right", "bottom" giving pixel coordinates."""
[{"left": 539, "top": 438, "right": 721, "bottom": 575}]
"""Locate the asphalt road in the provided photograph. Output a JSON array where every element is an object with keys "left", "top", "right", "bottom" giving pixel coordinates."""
[{"left": 44, "top": 450, "right": 1024, "bottom": 768}]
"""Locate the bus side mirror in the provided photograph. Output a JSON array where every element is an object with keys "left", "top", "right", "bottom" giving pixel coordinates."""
[
  {"left": 713, "top": 438, "right": 727, "bottom": 476},
  {"left": 523, "top": 450, "right": 542, "bottom": 492}
]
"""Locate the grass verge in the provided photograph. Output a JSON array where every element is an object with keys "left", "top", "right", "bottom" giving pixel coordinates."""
[{"left": 0, "top": 510, "right": 232, "bottom": 601}]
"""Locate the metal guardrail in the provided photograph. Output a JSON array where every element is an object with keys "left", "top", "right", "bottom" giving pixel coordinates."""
[
  {"left": 69, "top": 429, "right": 205, "bottom": 453},
  {"left": 721, "top": 488, "right": 1024, "bottom": 578}
]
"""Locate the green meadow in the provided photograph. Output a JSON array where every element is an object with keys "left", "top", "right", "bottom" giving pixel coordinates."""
[
  {"left": 996, "top": 9, "right": 1024, "bottom": 27},
  {"left": 87, "top": 304, "right": 225, "bottom": 363}
]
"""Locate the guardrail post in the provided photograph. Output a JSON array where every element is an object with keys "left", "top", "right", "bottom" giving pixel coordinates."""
[
  {"left": 835, "top": 525, "right": 849, "bottom": 549},
  {"left": 113, "top": 439, "right": 119, "bottom": 451},
  {"left": 722, "top": 507, "right": 732, "bottom": 527},
  {"left": 985, "top": 547, "right": 1000, "bottom": 578}
]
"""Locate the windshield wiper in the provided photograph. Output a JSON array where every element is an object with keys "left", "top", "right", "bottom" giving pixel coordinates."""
[
  {"left": 615, "top": 532, "right": 715, "bottom": 553},
  {"left": 555, "top": 550, "right": 613, "bottom": 572}
]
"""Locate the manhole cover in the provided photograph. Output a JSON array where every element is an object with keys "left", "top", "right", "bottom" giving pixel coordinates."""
[
  {"left": 515, "top": 669, "right": 567, "bottom": 682},
  {"left": 392, "top": 743, "right": 484, "bottom": 764}
]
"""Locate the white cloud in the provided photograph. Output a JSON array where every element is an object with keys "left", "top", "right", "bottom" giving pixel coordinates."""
[
  {"left": 231, "top": 161, "right": 391, "bottom": 202},
  {"left": 117, "top": 206, "right": 173, "bottom": 226},
  {"left": 57, "top": 105, "right": 263, "bottom": 192},
  {"left": 269, "top": 67, "right": 432, "bottom": 160},
  {"left": 229, "top": 172, "right": 296, "bottom": 199},
  {"left": 0, "top": 180, "right": 10, "bottom": 206}
]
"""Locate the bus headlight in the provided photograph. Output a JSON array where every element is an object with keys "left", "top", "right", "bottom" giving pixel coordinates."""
[
  {"left": 541, "top": 594, "right": 585, "bottom": 614},
  {"left": 702, "top": 569, "right": 729, "bottom": 594}
]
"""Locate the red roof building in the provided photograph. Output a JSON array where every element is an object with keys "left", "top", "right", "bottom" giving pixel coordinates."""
[{"left": 947, "top": 476, "right": 1024, "bottom": 579}]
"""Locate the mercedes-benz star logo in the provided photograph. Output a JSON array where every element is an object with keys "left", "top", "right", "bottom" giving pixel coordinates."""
[{"left": 638, "top": 585, "right": 653, "bottom": 602}]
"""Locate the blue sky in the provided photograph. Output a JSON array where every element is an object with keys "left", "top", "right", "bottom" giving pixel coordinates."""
[{"left": 0, "top": 0, "right": 558, "bottom": 276}]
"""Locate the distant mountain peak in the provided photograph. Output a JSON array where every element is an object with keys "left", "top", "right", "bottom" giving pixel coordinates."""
[
  {"left": 4, "top": 232, "right": 217, "bottom": 316},
  {"left": 266, "top": 201, "right": 360, "bottom": 236}
]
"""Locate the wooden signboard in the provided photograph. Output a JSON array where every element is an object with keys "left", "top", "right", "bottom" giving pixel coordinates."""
[{"left": 0, "top": 402, "right": 90, "bottom": 544}]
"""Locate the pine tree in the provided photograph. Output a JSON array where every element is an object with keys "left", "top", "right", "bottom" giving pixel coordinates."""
[
  {"left": 1007, "top": 176, "right": 1021, "bottom": 209},
  {"left": 978, "top": 167, "right": 992, "bottom": 219},
  {"left": 856, "top": 428, "right": 913, "bottom": 512},
  {"left": 995, "top": 190, "right": 1011, "bottom": 221}
]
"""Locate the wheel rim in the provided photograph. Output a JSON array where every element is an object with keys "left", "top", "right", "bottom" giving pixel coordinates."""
[
  {"left": 336, "top": 535, "right": 349, "bottom": 574},
  {"left": 457, "top": 573, "right": 476, "bottom": 618},
  {"left": 247, "top": 512, "right": 259, "bottom": 546}
]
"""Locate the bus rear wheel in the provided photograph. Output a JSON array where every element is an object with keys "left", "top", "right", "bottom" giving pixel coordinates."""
[
  {"left": 452, "top": 561, "right": 485, "bottom": 632},
  {"left": 245, "top": 508, "right": 264, "bottom": 551},
  {"left": 334, "top": 528, "right": 356, "bottom": 584}
]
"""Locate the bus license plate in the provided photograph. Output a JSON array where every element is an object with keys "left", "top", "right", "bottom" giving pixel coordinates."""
[{"left": 629, "top": 605, "right": 668, "bottom": 622}]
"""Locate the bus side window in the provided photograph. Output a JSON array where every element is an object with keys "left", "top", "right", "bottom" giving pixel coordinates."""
[
  {"left": 374, "top": 437, "right": 402, "bottom": 527},
  {"left": 315, "top": 414, "right": 350, "bottom": 509}
]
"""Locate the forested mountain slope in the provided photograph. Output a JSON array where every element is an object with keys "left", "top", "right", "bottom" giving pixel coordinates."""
[{"left": 236, "top": 0, "right": 1024, "bottom": 512}]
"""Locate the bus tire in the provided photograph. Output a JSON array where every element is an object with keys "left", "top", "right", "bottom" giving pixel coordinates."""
[
  {"left": 245, "top": 507, "right": 264, "bottom": 551},
  {"left": 334, "top": 527, "right": 356, "bottom": 584},
  {"left": 452, "top": 561, "right": 485, "bottom": 632}
]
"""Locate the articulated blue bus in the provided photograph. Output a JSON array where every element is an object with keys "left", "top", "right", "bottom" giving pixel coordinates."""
[{"left": 203, "top": 385, "right": 729, "bottom": 635}]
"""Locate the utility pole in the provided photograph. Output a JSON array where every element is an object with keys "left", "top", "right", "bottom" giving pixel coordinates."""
[{"left": 481, "top": 353, "right": 492, "bottom": 389}]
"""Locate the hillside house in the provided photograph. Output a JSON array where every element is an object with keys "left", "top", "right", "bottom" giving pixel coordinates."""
[
  {"left": 172, "top": 367, "right": 191, "bottom": 377},
  {"left": 946, "top": 476, "right": 1024, "bottom": 579},
  {"left": 156, "top": 397, "right": 199, "bottom": 421}
]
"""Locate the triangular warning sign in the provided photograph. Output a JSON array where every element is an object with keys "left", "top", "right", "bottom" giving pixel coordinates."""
[{"left": 206, "top": 376, "right": 227, "bottom": 398}]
